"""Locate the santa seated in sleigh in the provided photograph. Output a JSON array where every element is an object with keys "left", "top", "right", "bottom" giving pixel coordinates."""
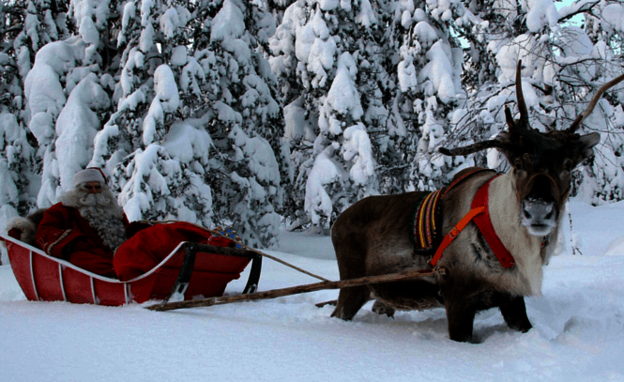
[{"left": 7, "top": 167, "right": 237, "bottom": 281}]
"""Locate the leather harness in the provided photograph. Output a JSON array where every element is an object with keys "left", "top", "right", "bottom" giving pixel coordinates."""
[
  {"left": 423, "top": 166, "right": 560, "bottom": 269},
  {"left": 429, "top": 174, "right": 515, "bottom": 268}
]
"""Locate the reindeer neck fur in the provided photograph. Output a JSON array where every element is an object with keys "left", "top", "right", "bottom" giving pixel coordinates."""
[{"left": 487, "top": 171, "right": 549, "bottom": 296}]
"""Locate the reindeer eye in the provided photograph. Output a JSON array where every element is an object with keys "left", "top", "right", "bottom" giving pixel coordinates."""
[
  {"left": 514, "top": 158, "right": 523, "bottom": 170},
  {"left": 563, "top": 159, "right": 573, "bottom": 172}
]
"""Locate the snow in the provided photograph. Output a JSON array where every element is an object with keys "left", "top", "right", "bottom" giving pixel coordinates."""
[
  {"left": 319, "top": 52, "right": 363, "bottom": 134},
  {"left": 525, "top": 0, "right": 559, "bottom": 33},
  {"left": 210, "top": 0, "right": 246, "bottom": 42},
  {"left": 355, "top": 0, "right": 377, "bottom": 27},
  {"left": 301, "top": 9, "right": 337, "bottom": 89},
  {"left": 305, "top": 144, "right": 344, "bottom": 227},
  {"left": 118, "top": 145, "right": 171, "bottom": 221},
  {"left": 139, "top": 22, "right": 155, "bottom": 53},
  {"left": 70, "top": 0, "right": 109, "bottom": 30},
  {"left": 171, "top": 46, "right": 188, "bottom": 67},
  {"left": 2, "top": 200, "right": 624, "bottom": 381},
  {"left": 143, "top": 65, "right": 179, "bottom": 146},
  {"left": 24, "top": 40, "right": 74, "bottom": 128},
  {"left": 420, "top": 41, "right": 458, "bottom": 103},
  {"left": 318, "top": 0, "right": 340, "bottom": 11},
  {"left": 398, "top": 47, "right": 418, "bottom": 92},
  {"left": 118, "top": 2, "right": 136, "bottom": 46},
  {"left": 414, "top": 21, "right": 439, "bottom": 47},
  {"left": 162, "top": 123, "right": 212, "bottom": 164},
  {"left": 140, "top": 0, "right": 155, "bottom": 27},
  {"left": 342, "top": 123, "right": 375, "bottom": 186},
  {"left": 78, "top": 16, "right": 99, "bottom": 46},
  {"left": 159, "top": 8, "right": 181, "bottom": 39},
  {"left": 55, "top": 74, "right": 110, "bottom": 191},
  {"left": 283, "top": 97, "right": 309, "bottom": 143},
  {"left": 600, "top": 3, "right": 624, "bottom": 33}
]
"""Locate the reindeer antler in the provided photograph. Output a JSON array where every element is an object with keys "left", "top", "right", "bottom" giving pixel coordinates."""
[
  {"left": 515, "top": 60, "right": 529, "bottom": 129},
  {"left": 439, "top": 139, "right": 515, "bottom": 156},
  {"left": 567, "top": 73, "right": 624, "bottom": 133},
  {"left": 505, "top": 60, "right": 561, "bottom": 151},
  {"left": 440, "top": 62, "right": 624, "bottom": 157},
  {"left": 440, "top": 61, "right": 529, "bottom": 157}
]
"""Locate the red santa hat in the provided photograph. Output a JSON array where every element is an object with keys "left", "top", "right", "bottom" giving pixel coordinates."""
[{"left": 73, "top": 167, "right": 107, "bottom": 187}]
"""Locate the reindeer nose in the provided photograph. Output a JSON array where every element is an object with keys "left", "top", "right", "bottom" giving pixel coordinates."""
[{"left": 521, "top": 198, "right": 557, "bottom": 236}]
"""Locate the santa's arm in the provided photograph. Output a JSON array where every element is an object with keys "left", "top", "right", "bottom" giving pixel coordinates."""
[{"left": 35, "top": 204, "right": 87, "bottom": 259}]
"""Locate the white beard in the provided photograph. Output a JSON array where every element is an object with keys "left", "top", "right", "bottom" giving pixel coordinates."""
[{"left": 60, "top": 187, "right": 127, "bottom": 251}]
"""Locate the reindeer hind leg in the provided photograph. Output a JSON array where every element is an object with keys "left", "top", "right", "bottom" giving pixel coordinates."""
[
  {"left": 331, "top": 286, "right": 370, "bottom": 320},
  {"left": 330, "top": 232, "right": 370, "bottom": 320}
]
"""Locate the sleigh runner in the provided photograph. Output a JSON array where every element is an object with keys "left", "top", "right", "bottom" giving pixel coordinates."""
[{"left": 1, "top": 231, "right": 262, "bottom": 306}]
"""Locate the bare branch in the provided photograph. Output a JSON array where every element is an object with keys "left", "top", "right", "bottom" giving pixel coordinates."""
[
  {"left": 567, "top": 73, "right": 624, "bottom": 133},
  {"left": 557, "top": 0, "right": 600, "bottom": 24}
]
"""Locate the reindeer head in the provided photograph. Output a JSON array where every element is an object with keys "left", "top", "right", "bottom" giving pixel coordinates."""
[{"left": 440, "top": 61, "right": 624, "bottom": 237}]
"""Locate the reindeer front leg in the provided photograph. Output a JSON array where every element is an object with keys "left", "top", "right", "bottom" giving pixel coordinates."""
[
  {"left": 444, "top": 298, "right": 477, "bottom": 342},
  {"left": 499, "top": 294, "right": 532, "bottom": 333}
]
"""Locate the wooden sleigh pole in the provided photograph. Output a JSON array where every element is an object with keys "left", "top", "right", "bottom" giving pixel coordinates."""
[{"left": 146, "top": 267, "right": 446, "bottom": 312}]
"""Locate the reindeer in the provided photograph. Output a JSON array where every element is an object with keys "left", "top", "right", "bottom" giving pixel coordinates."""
[{"left": 330, "top": 61, "right": 624, "bottom": 342}]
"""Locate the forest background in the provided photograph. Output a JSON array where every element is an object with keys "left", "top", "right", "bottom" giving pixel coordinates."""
[{"left": 1, "top": 0, "right": 623, "bottom": 249}]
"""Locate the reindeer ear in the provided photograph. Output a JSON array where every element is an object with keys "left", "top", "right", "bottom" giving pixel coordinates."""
[
  {"left": 493, "top": 131, "right": 514, "bottom": 161},
  {"left": 579, "top": 132, "right": 600, "bottom": 160}
]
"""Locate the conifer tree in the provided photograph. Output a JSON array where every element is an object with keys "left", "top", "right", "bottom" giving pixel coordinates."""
[
  {"left": 91, "top": 0, "right": 289, "bottom": 247},
  {"left": 1, "top": 0, "right": 70, "bottom": 227},
  {"left": 23, "top": 0, "right": 117, "bottom": 208},
  {"left": 270, "top": 0, "right": 395, "bottom": 231}
]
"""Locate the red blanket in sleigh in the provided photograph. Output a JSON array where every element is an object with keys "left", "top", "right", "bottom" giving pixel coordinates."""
[{"left": 113, "top": 222, "right": 236, "bottom": 281}]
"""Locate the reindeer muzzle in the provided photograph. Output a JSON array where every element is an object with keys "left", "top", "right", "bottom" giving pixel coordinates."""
[{"left": 520, "top": 173, "right": 562, "bottom": 236}]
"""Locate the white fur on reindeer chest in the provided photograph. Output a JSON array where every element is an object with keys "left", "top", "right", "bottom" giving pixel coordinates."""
[
  {"left": 487, "top": 173, "right": 546, "bottom": 296},
  {"left": 439, "top": 172, "right": 550, "bottom": 297}
]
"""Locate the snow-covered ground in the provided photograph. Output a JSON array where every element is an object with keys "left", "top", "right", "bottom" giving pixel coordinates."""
[{"left": 1, "top": 200, "right": 624, "bottom": 382}]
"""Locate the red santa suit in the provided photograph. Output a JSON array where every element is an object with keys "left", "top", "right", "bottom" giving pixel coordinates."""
[{"left": 36, "top": 202, "right": 130, "bottom": 278}]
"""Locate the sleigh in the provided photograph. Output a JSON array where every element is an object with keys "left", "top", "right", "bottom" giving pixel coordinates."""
[{"left": 0, "top": 231, "right": 262, "bottom": 306}]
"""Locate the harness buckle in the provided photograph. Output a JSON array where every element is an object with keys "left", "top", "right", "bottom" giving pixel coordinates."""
[{"left": 449, "top": 228, "right": 459, "bottom": 239}]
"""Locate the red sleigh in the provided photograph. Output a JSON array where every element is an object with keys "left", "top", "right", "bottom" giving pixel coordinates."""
[{"left": 0, "top": 231, "right": 262, "bottom": 306}]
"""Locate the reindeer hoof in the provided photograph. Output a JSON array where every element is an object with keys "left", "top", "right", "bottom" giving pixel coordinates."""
[{"left": 372, "top": 300, "right": 395, "bottom": 318}]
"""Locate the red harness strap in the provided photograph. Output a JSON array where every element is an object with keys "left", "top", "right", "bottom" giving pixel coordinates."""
[{"left": 430, "top": 175, "right": 516, "bottom": 268}]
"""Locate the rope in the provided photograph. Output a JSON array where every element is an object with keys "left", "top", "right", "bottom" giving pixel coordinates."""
[{"left": 209, "top": 229, "right": 331, "bottom": 282}]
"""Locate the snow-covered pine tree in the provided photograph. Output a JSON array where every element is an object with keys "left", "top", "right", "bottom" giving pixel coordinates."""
[
  {"left": 90, "top": 0, "right": 216, "bottom": 228},
  {"left": 22, "top": 0, "right": 118, "bottom": 210},
  {"left": 270, "top": 0, "right": 398, "bottom": 232},
  {"left": 196, "top": 0, "right": 289, "bottom": 247},
  {"left": 0, "top": 0, "right": 70, "bottom": 231},
  {"left": 91, "top": 0, "right": 289, "bottom": 248},
  {"left": 394, "top": 0, "right": 474, "bottom": 192},
  {"left": 573, "top": 1, "right": 624, "bottom": 204}
]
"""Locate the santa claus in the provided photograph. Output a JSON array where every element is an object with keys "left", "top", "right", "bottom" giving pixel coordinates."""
[{"left": 36, "top": 168, "right": 130, "bottom": 277}]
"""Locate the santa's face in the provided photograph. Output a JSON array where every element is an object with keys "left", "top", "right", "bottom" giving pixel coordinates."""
[{"left": 81, "top": 181, "right": 103, "bottom": 194}]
